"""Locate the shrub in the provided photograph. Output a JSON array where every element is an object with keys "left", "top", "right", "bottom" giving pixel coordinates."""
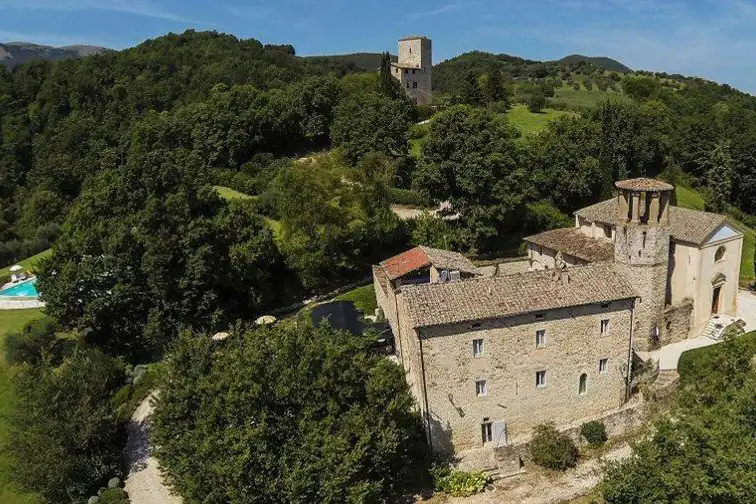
[
  {"left": 99, "top": 487, "right": 130, "bottom": 503},
  {"left": 527, "top": 93, "right": 547, "bottom": 113},
  {"left": 389, "top": 187, "right": 433, "bottom": 207},
  {"left": 580, "top": 420, "right": 608, "bottom": 448},
  {"left": 433, "top": 468, "right": 491, "bottom": 497},
  {"left": 4, "top": 316, "right": 72, "bottom": 366},
  {"left": 530, "top": 423, "right": 579, "bottom": 470}
]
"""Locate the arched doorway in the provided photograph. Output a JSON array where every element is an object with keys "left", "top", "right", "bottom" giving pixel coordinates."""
[{"left": 711, "top": 273, "right": 727, "bottom": 315}]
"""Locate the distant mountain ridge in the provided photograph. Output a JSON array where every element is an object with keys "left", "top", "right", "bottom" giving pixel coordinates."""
[
  {"left": 557, "top": 54, "right": 632, "bottom": 73},
  {"left": 0, "top": 42, "right": 110, "bottom": 68}
]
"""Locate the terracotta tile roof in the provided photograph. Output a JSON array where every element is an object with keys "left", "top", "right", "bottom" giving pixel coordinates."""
[
  {"left": 380, "top": 247, "right": 432, "bottom": 281},
  {"left": 615, "top": 178, "right": 674, "bottom": 192},
  {"left": 525, "top": 228, "right": 615, "bottom": 263},
  {"left": 379, "top": 246, "right": 478, "bottom": 281},
  {"left": 401, "top": 263, "right": 637, "bottom": 328},
  {"left": 574, "top": 199, "right": 731, "bottom": 245},
  {"left": 419, "top": 246, "right": 479, "bottom": 275}
]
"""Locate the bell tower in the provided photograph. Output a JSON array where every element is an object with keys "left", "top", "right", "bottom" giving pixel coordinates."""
[{"left": 613, "top": 178, "right": 674, "bottom": 350}]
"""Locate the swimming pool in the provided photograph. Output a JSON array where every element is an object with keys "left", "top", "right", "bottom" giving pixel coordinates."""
[{"left": 0, "top": 278, "right": 39, "bottom": 297}]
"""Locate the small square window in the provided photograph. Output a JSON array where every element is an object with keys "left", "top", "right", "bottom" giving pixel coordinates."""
[
  {"left": 412, "top": 81, "right": 418, "bottom": 89},
  {"left": 600, "top": 319, "right": 610, "bottom": 335},
  {"left": 599, "top": 358, "right": 609, "bottom": 374},
  {"left": 412, "top": 69, "right": 416, "bottom": 74},
  {"left": 536, "top": 329, "right": 546, "bottom": 348},
  {"left": 536, "top": 370, "right": 546, "bottom": 388},
  {"left": 475, "top": 379, "right": 488, "bottom": 397},
  {"left": 601, "top": 303, "right": 610, "bottom": 310},
  {"left": 404, "top": 68, "right": 408, "bottom": 74},
  {"left": 535, "top": 313, "right": 545, "bottom": 320},
  {"left": 473, "top": 339, "right": 484, "bottom": 358}
]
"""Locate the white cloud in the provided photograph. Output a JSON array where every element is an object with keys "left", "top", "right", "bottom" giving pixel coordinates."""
[
  {"left": 409, "top": 2, "right": 478, "bottom": 19},
  {"left": 0, "top": 0, "right": 204, "bottom": 24}
]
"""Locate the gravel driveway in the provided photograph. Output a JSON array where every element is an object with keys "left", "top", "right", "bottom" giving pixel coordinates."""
[{"left": 124, "top": 394, "right": 183, "bottom": 504}]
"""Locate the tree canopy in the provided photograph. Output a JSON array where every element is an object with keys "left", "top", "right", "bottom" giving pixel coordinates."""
[{"left": 152, "top": 324, "right": 428, "bottom": 504}]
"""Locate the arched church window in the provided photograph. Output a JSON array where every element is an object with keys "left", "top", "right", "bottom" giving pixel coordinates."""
[
  {"left": 715, "top": 246, "right": 726, "bottom": 262},
  {"left": 579, "top": 374, "right": 587, "bottom": 396}
]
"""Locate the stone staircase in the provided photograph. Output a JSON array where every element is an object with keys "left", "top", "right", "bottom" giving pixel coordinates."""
[
  {"left": 652, "top": 369, "right": 680, "bottom": 394},
  {"left": 701, "top": 315, "right": 742, "bottom": 341}
]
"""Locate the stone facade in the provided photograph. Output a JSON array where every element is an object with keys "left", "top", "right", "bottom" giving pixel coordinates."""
[
  {"left": 390, "top": 36, "right": 432, "bottom": 105},
  {"left": 372, "top": 177, "right": 744, "bottom": 469},
  {"left": 399, "top": 298, "right": 634, "bottom": 454}
]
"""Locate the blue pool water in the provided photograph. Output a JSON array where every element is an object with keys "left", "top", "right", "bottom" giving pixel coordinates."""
[{"left": 0, "top": 278, "right": 39, "bottom": 297}]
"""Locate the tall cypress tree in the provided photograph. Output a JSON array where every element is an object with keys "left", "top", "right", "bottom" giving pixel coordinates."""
[
  {"left": 460, "top": 71, "right": 483, "bottom": 106},
  {"left": 379, "top": 52, "right": 399, "bottom": 99},
  {"left": 706, "top": 138, "right": 734, "bottom": 213},
  {"left": 484, "top": 64, "right": 505, "bottom": 104}
]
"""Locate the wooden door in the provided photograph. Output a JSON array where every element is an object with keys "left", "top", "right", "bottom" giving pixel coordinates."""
[{"left": 712, "top": 286, "right": 722, "bottom": 315}]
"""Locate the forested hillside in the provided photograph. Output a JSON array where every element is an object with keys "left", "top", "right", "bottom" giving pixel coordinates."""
[
  {"left": 2, "top": 29, "right": 756, "bottom": 503},
  {"left": 0, "top": 42, "right": 109, "bottom": 68}
]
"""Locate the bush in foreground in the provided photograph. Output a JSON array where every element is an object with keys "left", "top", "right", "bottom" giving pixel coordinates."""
[
  {"left": 530, "top": 423, "right": 579, "bottom": 470},
  {"left": 8, "top": 349, "right": 125, "bottom": 502},
  {"left": 433, "top": 467, "right": 491, "bottom": 497},
  {"left": 152, "top": 324, "right": 428, "bottom": 503},
  {"left": 580, "top": 420, "right": 608, "bottom": 448}
]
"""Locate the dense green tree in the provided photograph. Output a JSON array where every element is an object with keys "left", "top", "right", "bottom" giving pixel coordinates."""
[
  {"left": 410, "top": 212, "right": 461, "bottom": 250},
  {"left": 37, "top": 148, "right": 287, "bottom": 358},
  {"left": 152, "top": 324, "right": 428, "bottom": 504},
  {"left": 378, "top": 51, "right": 400, "bottom": 99},
  {"left": 527, "top": 92, "right": 547, "bottom": 113},
  {"left": 483, "top": 64, "right": 506, "bottom": 105},
  {"left": 600, "top": 334, "right": 756, "bottom": 503},
  {"left": 273, "top": 154, "right": 403, "bottom": 291},
  {"left": 622, "top": 76, "right": 661, "bottom": 101},
  {"left": 330, "top": 92, "right": 413, "bottom": 164},
  {"left": 8, "top": 349, "right": 124, "bottom": 503},
  {"left": 412, "top": 106, "right": 523, "bottom": 252},
  {"left": 705, "top": 138, "right": 734, "bottom": 213},
  {"left": 4, "top": 316, "right": 71, "bottom": 366},
  {"left": 460, "top": 71, "right": 483, "bottom": 106}
]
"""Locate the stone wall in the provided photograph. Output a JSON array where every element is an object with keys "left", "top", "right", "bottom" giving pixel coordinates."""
[
  {"left": 416, "top": 300, "right": 634, "bottom": 454},
  {"left": 661, "top": 300, "right": 693, "bottom": 346},
  {"left": 614, "top": 224, "right": 670, "bottom": 351}
]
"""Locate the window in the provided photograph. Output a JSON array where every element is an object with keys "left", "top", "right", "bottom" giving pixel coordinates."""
[
  {"left": 472, "top": 322, "right": 482, "bottom": 329},
  {"left": 579, "top": 373, "right": 587, "bottom": 395},
  {"left": 535, "top": 313, "right": 545, "bottom": 320},
  {"left": 475, "top": 379, "right": 488, "bottom": 397},
  {"left": 412, "top": 81, "right": 418, "bottom": 89},
  {"left": 536, "top": 370, "right": 546, "bottom": 388},
  {"left": 599, "top": 358, "right": 609, "bottom": 374},
  {"left": 404, "top": 68, "right": 408, "bottom": 74},
  {"left": 536, "top": 329, "right": 546, "bottom": 348},
  {"left": 715, "top": 245, "right": 726, "bottom": 262},
  {"left": 601, "top": 303, "right": 610, "bottom": 310},
  {"left": 472, "top": 339, "right": 484, "bottom": 357},
  {"left": 411, "top": 69, "right": 416, "bottom": 74},
  {"left": 406, "top": 82, "right": 409, "bottom": 88},
  {"left": 600, "top": 319, "right": 610, "bottom": 335},
  {"left": 481, "top": 420, "right": 492, "bottom": 443}
]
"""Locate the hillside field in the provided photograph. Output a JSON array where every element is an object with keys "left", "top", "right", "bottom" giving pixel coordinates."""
[{"left": 0, "top": 309, "right": 45, "bottom": 504}]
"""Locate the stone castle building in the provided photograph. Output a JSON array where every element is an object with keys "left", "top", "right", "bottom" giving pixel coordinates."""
[
  {"left": 390, "top": 36, "right": 432, "bottom": 105},
  {"left": 373, "top": 178, "right": 743, "bottom": 463}
]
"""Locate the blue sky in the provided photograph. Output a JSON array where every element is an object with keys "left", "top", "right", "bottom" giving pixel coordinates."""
[{"left": 2, "top": 0, "right": 756, "bottom": 93}]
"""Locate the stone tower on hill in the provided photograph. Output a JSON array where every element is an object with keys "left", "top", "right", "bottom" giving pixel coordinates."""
[
  {"left": 390, "top": 36, "right": 432, "bottom": 105},
  {"left": 613, "top": 178, "right": 673, "bottom": 350}
]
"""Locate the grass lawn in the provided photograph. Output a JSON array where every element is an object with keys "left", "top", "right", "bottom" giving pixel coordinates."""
[
  {"left": 677, "top": 185, "right": 756, "bottom": 287},
  {"left": 335, "top": 284, "right": 377, "bottom": 316},
  {"left": 678, "top": 331, "right": 756, "bottom": 384},
  {"left": 550, "top": 84, "right": 632, "bottom": 110},
  {"left": 409, "top": 138, "right": 423, "bottom": 159},
  {"left": 504, "top": 104, "right": 575, "bottom": 137},
  {"left": 674, "top": 185, "right": 705, "bottom": 211},
  {"left": 0, "top": 249, "right": 52, "bottom": 279},
  {"left": 213, "top": 185, "right": 256, "bottom": 201},
  {"left": 0, "top": 309, "right": 45, "bottom": 504},
  {"left": 214, "top": 186, "right": 282, "bottom": 241}
]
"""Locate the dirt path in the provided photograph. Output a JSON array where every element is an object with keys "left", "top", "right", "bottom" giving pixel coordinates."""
[
  {"left": 426, "top": 443, "right": 632, "bottom": 504},
  {"left": 123, "top": 394, "right": 183, "bottom": 504}
]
